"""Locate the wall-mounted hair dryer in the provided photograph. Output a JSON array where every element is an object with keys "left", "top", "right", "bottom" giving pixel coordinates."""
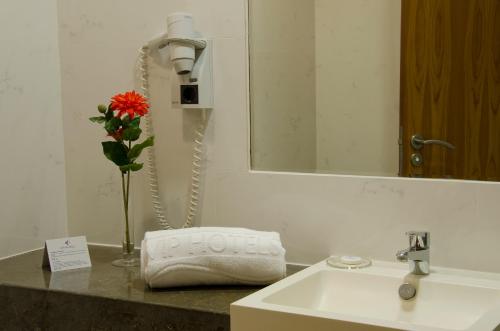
[
  {"left": 146, "top": 13, "right": 213, "bottom": 109},
  {"left": 166, "top": 13, "right": 206, "bottom": 75},
  {"left": 139, "top": 13, "right": 212, "bottom": 230}
]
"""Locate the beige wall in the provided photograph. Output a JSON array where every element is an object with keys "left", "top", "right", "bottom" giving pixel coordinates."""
[
  {"left": 57, "top": 0, "right": 182, "bottom": 243},
  {"left": 315, "top": 0, "right": 401, "bottom": 176},
  {"left": 56, "top": 0, "right": 500, "bottom": 274},
  {"left": 0, "top": 0, "right": 67, "bottom": 258},
  {"left": 58, "top": 0, "right": 317, "bottom": 243},
  {"left": 57, "top": 0, "right": 248, "bottom": 243},
  {"left": 1, "top": 0, "right": 500, "bottom": 275},
  {"left": 249, "top": 0, "right": 316, "bottom": 172}
]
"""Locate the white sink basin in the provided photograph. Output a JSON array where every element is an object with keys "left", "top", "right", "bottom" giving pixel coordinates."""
[{"left": 231, "top": 259, "right": 500, "bottom": 331}]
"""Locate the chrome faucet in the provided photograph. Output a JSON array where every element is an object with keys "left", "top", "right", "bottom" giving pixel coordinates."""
[{"left": 396, "top": 231, "right": 430, "bottom": 275}]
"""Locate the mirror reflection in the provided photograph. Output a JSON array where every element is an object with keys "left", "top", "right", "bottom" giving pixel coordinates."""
[{"left": 249, "top": 0, "right": 500, "bottom": 181}]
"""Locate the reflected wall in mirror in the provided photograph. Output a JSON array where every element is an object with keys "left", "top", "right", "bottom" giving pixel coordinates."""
[{"left": 249, "top": 0, "right": 500, "bottom": 181}]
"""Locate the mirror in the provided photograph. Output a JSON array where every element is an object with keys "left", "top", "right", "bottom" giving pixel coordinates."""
[{"left": 248, "top": 0, "right": 500, "bottom": 181}]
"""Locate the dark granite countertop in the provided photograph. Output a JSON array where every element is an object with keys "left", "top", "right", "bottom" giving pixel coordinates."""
[{"left": 0, "top": 245, "right": 302, "bottom": 331}]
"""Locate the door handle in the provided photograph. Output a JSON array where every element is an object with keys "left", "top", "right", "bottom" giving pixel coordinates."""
[{"left": 411, "top": 134, "right": 455, "bottom": 150}]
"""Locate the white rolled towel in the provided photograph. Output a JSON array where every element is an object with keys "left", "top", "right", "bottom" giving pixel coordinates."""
[{"left": 141, "top": 227, "right": 286, "bottom": 288}]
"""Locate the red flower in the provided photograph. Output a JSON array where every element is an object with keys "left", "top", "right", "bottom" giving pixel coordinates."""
[{"left": 110, "top": 91, "right": 149, "bottom": 119}]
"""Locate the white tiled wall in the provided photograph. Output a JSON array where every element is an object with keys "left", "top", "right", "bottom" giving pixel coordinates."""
[
  {"left": 0, "top": 0, "right": 67, "bottom": 258},
  {"left": 57, "top": 0, "right": 500, "bottom": 273}
]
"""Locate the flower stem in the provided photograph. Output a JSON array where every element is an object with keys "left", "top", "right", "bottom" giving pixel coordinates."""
[{"left": 121, "top": 170, "right": 132, "bottom": 255}]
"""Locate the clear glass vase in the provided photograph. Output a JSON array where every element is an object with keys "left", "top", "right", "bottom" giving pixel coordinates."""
[
  {"left": 112, "top": 171, "right": 140, "bottom": 267},
  {"left": 112, "top": 231, "right": 139, "bottom": 267}
]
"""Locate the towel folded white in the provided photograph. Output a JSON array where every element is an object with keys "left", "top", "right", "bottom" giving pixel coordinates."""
[{"left": 141, "top": 227, "right": 286, "bottom": 288}]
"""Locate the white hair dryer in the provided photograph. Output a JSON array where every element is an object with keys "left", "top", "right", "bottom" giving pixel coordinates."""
[{"left": 144, "top": 12, "right": 213, "bottom": 109}]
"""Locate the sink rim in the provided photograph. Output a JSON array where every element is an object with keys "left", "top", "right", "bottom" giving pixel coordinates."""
[{"left": 231, "top": 258, "right": 500, "bottom": 331}]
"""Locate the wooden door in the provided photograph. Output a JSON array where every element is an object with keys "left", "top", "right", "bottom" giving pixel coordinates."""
[{"left": 400, "top": 0, "right": 500, "bottom": 180}]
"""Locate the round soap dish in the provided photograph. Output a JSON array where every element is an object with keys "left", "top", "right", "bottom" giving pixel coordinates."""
[{"left": 327, "top": 255, "right": 372, "bottom": 269}]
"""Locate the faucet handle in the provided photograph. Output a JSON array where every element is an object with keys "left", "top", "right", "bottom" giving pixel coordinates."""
[{"left": 405, "top": 231, "right": 430, "bottom": 250}]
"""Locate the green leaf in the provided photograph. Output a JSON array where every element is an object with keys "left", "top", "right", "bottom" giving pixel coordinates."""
[
  {"left": 119, "top": 163, "right": 143, "bottom": 172},
  {"left": 104, "top": 117, "right": 122, "bottom": 133},
  {"left": 101, "top": 141, "right": 130, "bottom": 166},
  {"left": 130, "top": 117, "right": 140, "bottom": 128},
  {"left": 128, "top": 136, "right": 154, "bottom": 161},
  {"left": 122, "top": 115, "right": 131, "bottom": 126},
  {"left": 89, "top": 116, "right": 106, "bottom": 124},
  {"left": 123, "top": 127, "right": 142, "bottom": 141}
]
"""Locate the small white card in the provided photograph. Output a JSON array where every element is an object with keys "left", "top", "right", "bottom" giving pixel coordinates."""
[{"left": 42, "top": 236, "right": 92, "bottom": 272}]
